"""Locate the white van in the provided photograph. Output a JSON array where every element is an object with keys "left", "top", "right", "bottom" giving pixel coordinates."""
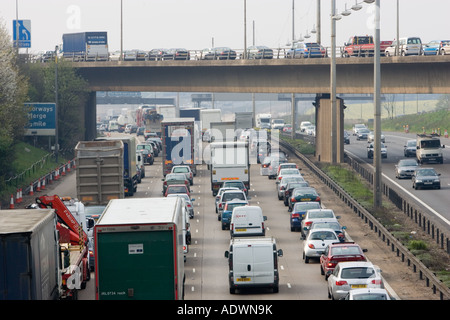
[
  {"left": 230, "top": 206, "right": 267, "bottom": 238},
  {"left": 224, "top": 237, "right": 283, "bottom": 294}
]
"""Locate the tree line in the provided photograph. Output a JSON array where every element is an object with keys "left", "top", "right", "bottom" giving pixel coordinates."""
[{"left": 0, "top": 21, "right": 88, "bottom": 184}]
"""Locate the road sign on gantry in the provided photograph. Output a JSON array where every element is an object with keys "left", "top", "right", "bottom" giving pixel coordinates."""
[{"left": 13, "top": 19, "right": 31, "bottom": 48}]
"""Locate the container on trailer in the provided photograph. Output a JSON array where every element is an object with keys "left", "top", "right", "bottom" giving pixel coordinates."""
[{"left": 94, "top": 197, "right": 185, "bottom": 300}]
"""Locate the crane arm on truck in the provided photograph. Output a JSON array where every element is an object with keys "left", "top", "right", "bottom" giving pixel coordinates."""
[{"left": 36, "top": 195, "right": 88, "bottom": 246}]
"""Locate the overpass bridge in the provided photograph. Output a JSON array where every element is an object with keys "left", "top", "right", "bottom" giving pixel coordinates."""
[
  {"left": 74, "top": 56, "right": 450, "bottom": 159},
  {"left": 76, "top": 56, "right": 450, "bottom": 95}
]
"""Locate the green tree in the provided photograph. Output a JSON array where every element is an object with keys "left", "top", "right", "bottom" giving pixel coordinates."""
[
  {"left": 0, "top": 21, "right": 29, "bottom": 178},
  {"left": 24, "top": 59, "right": 89, "bottom": 153},
  {"left": 435, "top": 94, "right": 450, "bottom": 111}
]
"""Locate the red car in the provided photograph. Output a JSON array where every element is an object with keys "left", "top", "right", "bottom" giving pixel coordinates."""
[
  {"left": 164, "top": 184, "right": 190, "bottom": 197},
  {"left": 320, "top": 242, "right": 367, "bottom": 280}
]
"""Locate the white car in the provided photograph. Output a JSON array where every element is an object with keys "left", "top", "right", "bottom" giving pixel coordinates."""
[
  {"left": 276, "top": 168, "right": 302, "bottom": 183},
  {"left": 277, "top": 176, "right": 305, "bottom": 200},
  {"left": 300, "top": 121, "right": 312, "bottom": 132},
  {"left": 305, "top": 125, "right": 316, "bottom": 136},
  {"left": 171, "top": 165, "right": 194, "bottom": 185},
  {"left": 302, "top": 228, "right": 340, "bottom": 263},
  {"left": 341, "top": 288, "right": 391, "bottom": 300},
  {"left": 327, "top": 261, "right": 384, "bottom": 300},
  {"left": 367, "top": 131, "right": 385, "bottom": 143}
]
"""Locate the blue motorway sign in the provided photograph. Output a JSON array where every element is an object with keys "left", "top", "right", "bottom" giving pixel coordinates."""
[
  {"left": 25, "top": 103, "right": 56, "bottom": 136},
  {"left": 13, "top": 20, "right": 31, "bottom": 48}
]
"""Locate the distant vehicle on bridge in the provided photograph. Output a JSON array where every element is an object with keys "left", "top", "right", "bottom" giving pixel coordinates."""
[
  {"left": 197, "top": 47, "right": 237, "bottom": 60},
  {"left": 286, "top": 42, "right": 326, "bottom": 59},
  {"left": 148, "top": 48, "right": 166, "bottom": 61},
  {"left": 422, "top": 40, "right": 450, "bottom": 56},
  {"left": 62, "top": 31, "right": 109, "bottom": 61},
  {"left": 163, "top": 48, "right": 190, "bottom": 60},
  {"left": 385, "top": 37, "right": 423, "bottom": 57},
  {"left": 246, "top": 46, "right": 274, "bottom": 59},
  {"left": 342, "top": 35, "right": 392, "bottom": 57}
]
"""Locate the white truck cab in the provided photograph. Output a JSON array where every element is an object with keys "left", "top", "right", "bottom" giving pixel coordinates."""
[
  {"left": 416, "top": 134, "right": 444, "bottom": 164},
  {"left": 225, "top": 237, "right": 283, "bottom": 294}
]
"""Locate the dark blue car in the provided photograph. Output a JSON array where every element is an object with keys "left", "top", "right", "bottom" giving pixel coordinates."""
[
  {"left": 220, "top": 200, "right": 248, "bottom": 230},
  {"left": 290, "top": 201, "right": 321, "bottom": 232}
]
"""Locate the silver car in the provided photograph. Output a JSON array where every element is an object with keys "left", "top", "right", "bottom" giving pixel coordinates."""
[
  {"left": 327, "top": 261, "right": 384, "bottom": 300},
  {"left": 395, "top": 159, "right": 419, "bottom": 179},
  {"left": 342, "top": 288, "right": 391, "bottom": 300},
  {"left": 277, "top": 176, "right": 305, "bottom": 200}
]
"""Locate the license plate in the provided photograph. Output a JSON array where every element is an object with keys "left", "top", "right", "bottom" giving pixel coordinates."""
[
  {"left": 236, "top": 228, "right": 247, "bottom": 232},
  {"left": 237, "top": 277, "right": 251, "bottom": 282},
  {"left": 424, "top": 182, "right": 432, "bottom": 185},
  {"left": 302, "top": 198, "right": 311, "bottom": 202},
  {"left": 351, "top": 284, "right": 367, "bottom": 289}
]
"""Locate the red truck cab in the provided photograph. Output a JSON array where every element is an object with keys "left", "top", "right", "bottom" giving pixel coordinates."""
[{"left": 343, "top": 35, "right": 392, "bottom": 57}]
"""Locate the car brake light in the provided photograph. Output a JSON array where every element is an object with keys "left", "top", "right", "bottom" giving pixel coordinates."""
[
  {"left": 336, "top": 280, "right": 348, "bottom": 286},
  {"left": 290, "top": 197, "right": 296, "bottom": 203},
  {"left": 292, "top": 213, "right": 300, "bottom": 219},
  {"left": 219, "top": 203, "right": 222, "bottom": 208},
  {"left": 371, "top": 279, "right": 382, "bottom": 285},
  {"left": 305, "top": 221, "right": 313, "bottom": 227},
  {"left": 308, "top": 243, "right": 315, "bottom": 249}
]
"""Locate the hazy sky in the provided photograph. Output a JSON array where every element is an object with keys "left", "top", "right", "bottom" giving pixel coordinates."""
[{"left": 1, "top": 0, "right": 449, "bottom": 53}]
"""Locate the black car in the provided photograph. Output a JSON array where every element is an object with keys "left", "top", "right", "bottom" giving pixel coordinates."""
[
  {"left": 148, "top": 48, "right": 166, "bottom": 61},
  {"left": 412, "top": 168, "right": 441, "bottom": 190},
  {"left": 212, "top": 47, "right": 237, "bottom": 60},
  {"left": 163, "top": 48, "right": 190, "bottom": 60},
  {"left": 222, "top": 180, "right": 248, "bottom": 196},
  {"left": 343, "top": 131, "right": 350, "bottom": 144},
  {"left": 356, "top": 128, "right": 370, "bottom": 140},
  {"left": 283, "top": 181, "right": 310, "bottom": 206}
]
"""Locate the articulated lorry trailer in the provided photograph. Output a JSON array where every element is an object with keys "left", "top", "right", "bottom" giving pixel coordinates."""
[
  {"left": 210, "top": 141, "right": 250, "bottom": 196},
  {"left": 75, "top": 140, "right": 125, "bottom": 205},
  {"left": 94, "top": 197, "right": 185, "bottom": 300},
  {"left": 161, "top": 118, "right": 197, "bottom": 176},
  {"left": 62, "top": 31, "right": 108, "bottom": 61},
  {"left": 95, "top": 136, "right": 138, "bottom": 196},
  {"left": 1, "top": 203, "right": 92, "bottom": 300}
]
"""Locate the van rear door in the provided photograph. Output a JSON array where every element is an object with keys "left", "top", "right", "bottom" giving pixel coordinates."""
[{"left": 233, "top": 244, "right": 274, "bottom": 285}]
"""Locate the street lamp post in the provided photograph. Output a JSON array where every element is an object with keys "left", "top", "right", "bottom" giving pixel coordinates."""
[
  {"left": 330, "top": 0, "right": 338, "bottom": 164},
  {"left": 54, "top": 45, "right": 59, "bottom": 164},
  {"left": 373, "top": 0, "right": 382, "bottom": 209}
]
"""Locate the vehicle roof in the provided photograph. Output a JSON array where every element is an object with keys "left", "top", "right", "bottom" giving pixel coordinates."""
[
  {"left": 336, "top": 261, "right": 374, "bottom": 268},
  {"left": 231, "top": 237, "right": 276, "bottom": 246},
  {"left": 97, "top": 198, "right": 181, "bottom": 225},
  {"left": 233, "top": 205, "right": 262, "bottom": 213},
  {"left": 0, "top": 209, "right": 55, "bottom": 234}
]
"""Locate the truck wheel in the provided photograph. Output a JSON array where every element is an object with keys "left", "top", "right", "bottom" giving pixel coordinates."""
[
  {"left": 229, "top": 287, "right": 235, "bottom": 294},
  {"left": 273, "top": 285, "right": 279, "bottom": 293}
]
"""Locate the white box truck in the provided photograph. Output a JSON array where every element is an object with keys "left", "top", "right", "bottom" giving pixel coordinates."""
[
  {"left": 210, "top": 141, "right": 250, "bottom": 196},
  {"left": 200, "top": 109, "right": 222, "bottom": 141},
  {"left": 224, "top": 237, "right": 283, "bottom": 294}
]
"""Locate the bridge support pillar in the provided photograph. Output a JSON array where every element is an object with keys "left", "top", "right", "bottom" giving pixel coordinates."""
[
  {"left": 314, "top": 94, "right": 345, "bottom": 163},
  {"left": 85, "top": 91, "right": 97, "bottom": 141}
]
